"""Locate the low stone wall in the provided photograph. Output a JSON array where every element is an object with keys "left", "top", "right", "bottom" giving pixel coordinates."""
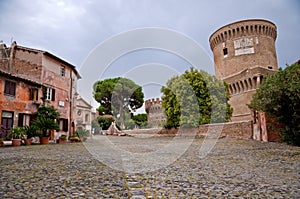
[{"left": 126, "top": 120, "right": 253, "bottom": 140}]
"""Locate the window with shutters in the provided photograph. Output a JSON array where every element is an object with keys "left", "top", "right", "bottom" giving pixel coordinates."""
[
  {"left": 45, "top": 87, "right": 55, "bottom": 101},
  {"left": 59, "top": 118, "right": 68, "bottom": 132},
  {"left": 4, "top": 80, "right": 16, "bottom": 96},
  {"left": 29, "top": 88, "right": 39, "bottom": 101},
  {"left": 1, "top": 111, "right": 14, "bottom": 129},
  {"left": 18, "top": 113, "right": 31, "bottom": 127}
]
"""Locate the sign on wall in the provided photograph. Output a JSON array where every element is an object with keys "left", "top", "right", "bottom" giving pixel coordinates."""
[
  {"left": 234, "top": 37, "right": 255, "bottom": 56},
  {"left": 58, "top": 100, "right": 65, "bottom": 107}
]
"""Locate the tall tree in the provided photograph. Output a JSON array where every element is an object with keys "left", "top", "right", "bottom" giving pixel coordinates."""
[
  {"left": 249, "top": 62, "right": 300, "bottom": 145},
  {"left": 93, "top": 77, "right": 144, "bottom": 129},
  {"left": 161, "top": 68, "right": 232, "bottom": 128}
]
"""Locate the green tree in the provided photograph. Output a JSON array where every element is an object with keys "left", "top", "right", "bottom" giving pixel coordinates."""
[
  {"left": 249, "top": 62, "right": 300, "bottom": 145},
  {"left": 93, "top": 77, "right": 144, "bottom": 129},
  {"left": 97, "top": 115, "right": 115, "bottom": 130},
  {"left": 161, "top": 68, "right": 232, "bottom": 128},
  {"left": 132, "top": 113, "right": 148, "bottom": 128}
]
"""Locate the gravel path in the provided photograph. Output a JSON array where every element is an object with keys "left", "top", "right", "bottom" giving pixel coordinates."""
[{"left": 0, "top": 136, "right": 299, "bottom": 198}]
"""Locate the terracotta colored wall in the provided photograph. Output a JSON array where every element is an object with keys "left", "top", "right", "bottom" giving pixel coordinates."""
[
  {"left": 13, "top": 48, "right": 43, "bottom": 82},
  {"left": 0, "top": 78, "right": 40, "bottom": 126}
]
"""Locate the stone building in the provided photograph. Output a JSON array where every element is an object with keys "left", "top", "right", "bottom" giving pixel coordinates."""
[
  {"left": 0, "top": 41, "right": 80, "bottom": 137},
  {"left": 145, "top": 98, "right": 166, "bottom": 127},
  {"left": 209, "top": 19, "right": 278, "bottom": 121},
  {"left": 75, "top": 96, "right": 97, "bottom": 133}
]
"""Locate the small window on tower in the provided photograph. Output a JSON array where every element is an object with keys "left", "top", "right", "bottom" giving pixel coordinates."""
[{"left": 223, "top": 48, "right": 228, "bottom": 57}]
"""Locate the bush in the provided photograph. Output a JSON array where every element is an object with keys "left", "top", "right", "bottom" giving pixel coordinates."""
[{"left": 249, "top": 62, "right": 300, "bottom": 146}]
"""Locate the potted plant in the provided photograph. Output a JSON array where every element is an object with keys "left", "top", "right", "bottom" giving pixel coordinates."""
[
  {"left": 32, "top": 116, "right": 59, "bottom": 144},
  {"left": 23, "top": 125, "right": 38, "bottom": 146},
  {"left": 0, "top": 126, "right": 6, "bottom": 147},
  {"left": 58, "top": 134, "right": 67, "bottom": 144},
  {"left": 31, "top": 105, "right": 60, "bottom": 144},
  {"left": 9, "top": 126, "right": 25, "bottom": 147},
  {"left": 69, "top": 135, "right": 81, "bottom": 143}
]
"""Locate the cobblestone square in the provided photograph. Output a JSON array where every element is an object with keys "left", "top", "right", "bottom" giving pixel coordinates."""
[{"left": 0, "top": 136, "right": 299, "bottom": 198}]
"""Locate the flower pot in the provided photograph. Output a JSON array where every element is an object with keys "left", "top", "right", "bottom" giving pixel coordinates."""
[
  {"left": 58, "top": 139, "right": 66, "bottom": 144},
  {"left": 12, "top": 139, "right": 22, "bottom": 147},
  {"left": 40, "top": 137, "right": 49, "bottom": 144},
  {"left": 24, "top": 138, "right": 32, "bottom": 146}
]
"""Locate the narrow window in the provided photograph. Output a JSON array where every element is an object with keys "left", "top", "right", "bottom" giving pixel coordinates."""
[
  {"left": 4, "top": 80, "right": 16, "bottom": 96},
  {"left": 85, "top": 114, "right": 89, "bottom": 122},
  {"left": 60, "top": 66, "right": 65, "bottom": 77}
]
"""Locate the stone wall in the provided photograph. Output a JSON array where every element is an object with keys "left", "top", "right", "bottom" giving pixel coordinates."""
[{"left": 127, "top": 120, "right": 253, "bottom": 140}]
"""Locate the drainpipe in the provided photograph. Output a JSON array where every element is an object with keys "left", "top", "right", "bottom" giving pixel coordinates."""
[{"left": 69, "top": 72, "right": 73, "bottom": 137}]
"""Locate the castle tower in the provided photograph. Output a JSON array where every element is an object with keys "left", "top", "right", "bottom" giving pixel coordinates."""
[
  {"left": 145, "top": 98, "right": 166, "bottom": 127},
  {"left": 209, "top": 19, "right": 278, "bottom": 121}
]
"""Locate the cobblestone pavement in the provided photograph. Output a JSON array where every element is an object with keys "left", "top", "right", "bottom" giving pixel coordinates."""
[{"left": 0, "top": 136, "right": 299, "bottom": 198}]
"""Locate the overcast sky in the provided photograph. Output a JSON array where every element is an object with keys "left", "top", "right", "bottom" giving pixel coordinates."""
[{"left": 1, "top": 0, "right": 299, "bottom": 111}]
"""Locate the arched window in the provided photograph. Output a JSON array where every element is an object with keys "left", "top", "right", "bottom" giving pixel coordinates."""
[
  {"left": 85, "top": 114, "right": 89, "bottom": 122},
  {"left": 244, "top": 80, "right": 248, "bottom": 91},
  {"left": 233, "top": 83, "right": 237, "bottom": 94},
  {"left": 260, "top": 75, "right": 264, "bottom": 84},
  {"left": 248, "top": 78, "right": 253, "bottom": 89},
  {"left": 229, "top": 84, "right": 233, "bottom": 95},
  {"left": 241, "top": 81, "right": 245, "bottom": 92},
  {"left": 236, "top": 82, "right": 241, "bottom": 93},
  {"left": 253, "top": 76, "right": 257, "bottom": 88}
]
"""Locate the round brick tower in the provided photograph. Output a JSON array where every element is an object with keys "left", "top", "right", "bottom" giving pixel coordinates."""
[{"left": 209, "top": 19, "right": 278, "bottom": 121}]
